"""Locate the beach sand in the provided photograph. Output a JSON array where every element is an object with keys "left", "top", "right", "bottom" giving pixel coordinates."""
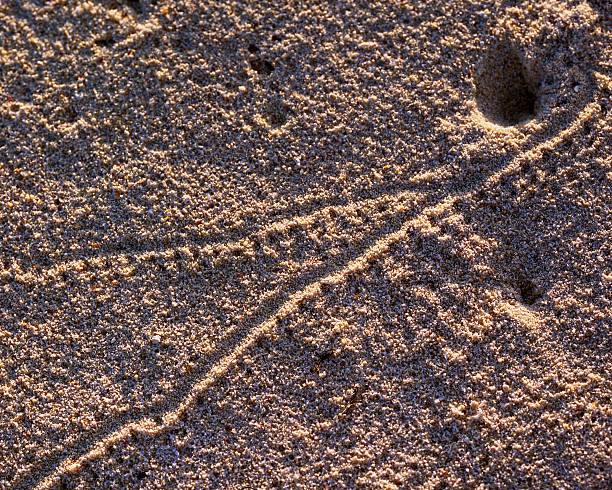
[{"left": 1, "top": 0, "right": 611, "bottom": 488}]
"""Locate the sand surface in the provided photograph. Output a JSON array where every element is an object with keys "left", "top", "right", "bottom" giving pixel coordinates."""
[{"left": 1, "top": 0, "right": 611, "bottom": 488}]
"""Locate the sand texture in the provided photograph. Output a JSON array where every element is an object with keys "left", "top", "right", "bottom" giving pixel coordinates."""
[{"left": 1, "top": 0, "right": 611, "bottom": 488}]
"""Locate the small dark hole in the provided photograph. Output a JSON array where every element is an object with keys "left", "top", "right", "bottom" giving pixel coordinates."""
[
  {"left": 94, "top": 37, "right": 115, "bottom": 48},
  {"left": 249, "top": 55, "right": 275, "bottom": 76},
  {"left": 518, "top": 279, "right": 541, "bottom": 305},
  {"left": 318, "top": 351, "right": 333, "bottom": 362},
  {"left": 247, "top": 43, "right": 259, "bottom": 53},
  {"left": 135, "top": 470, "right": 147, "bottom": 480},
  {"left": 474, "top": 38, "right": 539, "bottom": 126},
  {"left": 262, "top": 59, "right": 274, "bottom": 74}
]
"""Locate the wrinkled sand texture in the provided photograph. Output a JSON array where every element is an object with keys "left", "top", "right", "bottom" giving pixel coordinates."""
[{"left": 1, "top": 0, "right": 611, "bottom": 488}]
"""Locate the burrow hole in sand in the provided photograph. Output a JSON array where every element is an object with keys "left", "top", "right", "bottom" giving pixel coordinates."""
[
  {"left": 474, "top": 39, "right": 540, "bottom": 127},
  {"left": 518, "top": 278, "right": 542, "bottom": 306}
]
